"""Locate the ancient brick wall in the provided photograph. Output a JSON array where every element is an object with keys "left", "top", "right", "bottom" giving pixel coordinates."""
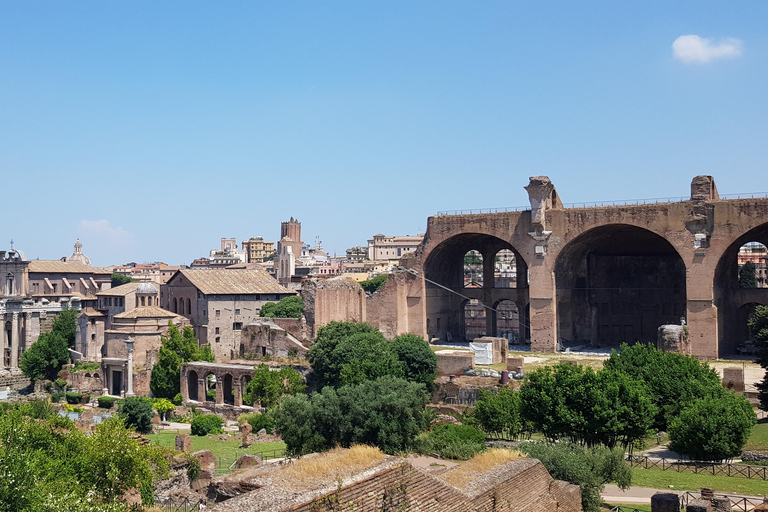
[{"left": 301, "top": 278, "right": 365, "bottom": 339}]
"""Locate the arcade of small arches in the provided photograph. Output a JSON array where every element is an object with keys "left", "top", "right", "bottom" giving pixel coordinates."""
[
  {"left": 172, "top": 297, "right": 192, "bottom": 315},
  {"left": 416, "top": 176, "right": 768, "bottom": 358},
  {"left": 180, "top": 362, "right": 254, "bottom": 407}
]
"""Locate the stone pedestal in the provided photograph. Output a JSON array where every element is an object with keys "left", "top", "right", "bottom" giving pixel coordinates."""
[
  {"left": 651, "top": 493, "right": 680, "bottom": 512},
  {"left": 175, "top": 434, "right": 191, "bottom": 452}
]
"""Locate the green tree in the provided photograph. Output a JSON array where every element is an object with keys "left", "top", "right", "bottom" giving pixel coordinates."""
[
  {"left": 739, "top": 261, "right": 758, "bottom": 289},
  {"left": 473, "top": 387, "right": 523, "bottom": 439},
  {"left": 668, "top": 393, "right": 757, "bottom": 461},
  {"left": 153, "top": 398, "right": 175, "bottom": 421},
  {"left": 388, "top": 333, "right": 438, "bottom": 394},
  {"left": 603, "top": 343, "right": 722, "bottom": 430},
  {"left": 521, "top": 441, "right": 631, "bottom": 512},
  {"left": 274, "top": 376, "right": 429, "bottom": 456},
  {"left": 463, "top": 252, "right": 482, "bottom": 266},
  {"left": 150, "top": 324, "right": 214, "bottom": 399},
  {"left": 749, "top": 305, "right": 768, "bottom": 410},
  {"left": 51, "top": 308, "right": 78, "bottom": 348},
  {"left": 118, "top": 396, "right": 155, "bottom": 434},
  {"left": 260, "top": 295, "right": 304, "bottom": 318},
  {"left": 243, "top": 364, "right": 306, "bottom": 407},
  {"left": 307, "top": 321, "right": 381, "bottom": 387},
  {"left": 336, "top": 332, "right": 404, "bottom": 387},
  {"left": 110, "top": 272, "right": 136, "bottom": 288},
  {"left": 19, "top": 332, "right": 70, "bottom": 382},
  {"left": 359, "top": 274, "right": 388, "bottom": 293}
]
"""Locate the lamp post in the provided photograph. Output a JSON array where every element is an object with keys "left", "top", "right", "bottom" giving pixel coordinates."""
[{"left": 125, "top": 339, "right": 135, "bottom": 396}]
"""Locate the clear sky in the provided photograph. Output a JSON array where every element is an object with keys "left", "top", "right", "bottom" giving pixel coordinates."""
[{"left": 2, "top": 1, "right": 766, "bottom": 266}]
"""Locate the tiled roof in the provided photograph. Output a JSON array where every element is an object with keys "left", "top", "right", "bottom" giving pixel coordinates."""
[
  {"left": 114, "top": 306, "right": 179, "bottom": 319},
  {"left": 97, "top": 282, "right": 143, "bottom": 296},
  {"left": 28, "top": 260, "right": 112, "bottom": 274},
  {"left": 175, "top": 268, "right": 292, "bottom": 296},
  {"left": 80, "top": 307, "right": 105, "bottom": 317}
]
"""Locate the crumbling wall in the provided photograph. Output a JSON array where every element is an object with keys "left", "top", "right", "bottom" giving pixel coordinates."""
[
  {"left": 301, "top": 277, "right": 366, "bottom": 339},
  {"left": 366, "top": 269, "right": 426, "bottom": 340},
  {"left": 240, "top": 321, "right": 308, "bottom": 359}
]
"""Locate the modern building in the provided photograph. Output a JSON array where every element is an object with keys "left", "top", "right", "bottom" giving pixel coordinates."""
[
  {"left": 738, "top": 242, "right": 768, "bottom": 288},
  {"left": 367, "top": 233, "right": 424, "bottom": 261},
  {"left": 160, "top": 268, "right": 294, "bottom": 361},
  {"left": 242, "top": 236, "right": 276, "bottom": 263}
]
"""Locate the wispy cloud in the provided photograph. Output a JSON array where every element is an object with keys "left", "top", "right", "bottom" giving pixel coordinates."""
[
  {"left": 672, "top": 35, "right": 742, "bottom": 64},
  {"left": 79, "top": 219, "right": 134, "bottom": 248}
]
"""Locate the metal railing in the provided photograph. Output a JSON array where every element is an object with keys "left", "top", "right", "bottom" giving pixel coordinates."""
[
  {"left": 627, "top": 455, "right": 768, "bottom": 480},
  {"left": 214, "top": 447, "right": 288, "bottom": 474},
  {"left": 562, "top": 196, "right": 689, "bottom": 208},
  {"left": 681, "top": 491, "right": 767, "bottom": 512},
  {"left": 436, "top": 206, "right": 531, "bottom": 216},
  {"left": 609, "top": 507, "right": 646, "bottom": 512},
  {"left": 153, "top": 496, "right": 203, "bottom": 512}
]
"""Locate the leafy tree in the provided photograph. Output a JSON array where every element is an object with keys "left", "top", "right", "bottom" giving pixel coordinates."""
[
  {"left": 519, "top": 363, "right": 655, "bottom": 449},
  {"left": 336, "top": 332, "right": 404, "bottom": 387},
  {"left": 260, "top": 295, "right": 304, "bottom": 318},
  {"left": 473, "top": 387, "right": 523, "bottom": 439},
  {"left": 359, "top": 274, "right": 388, "bottom": 293},
  {"left": 668, "top": 393, "right": 756, "bottom": 461},
  {"left": 110, "top": 272, "right": 136, "bottom": 288},
  {"left": 51, "top": 308, "right": 78, "bottom": 348},
  {"left": 739, "top": 261, "right": 758, "bottom": 289},
  {"left": 521, "top": 441, "right": 631, "bottom": 512},
  {"left": 388, "top": 334, "right": 438, "bottom": 393},
  {"left": 19, "top": 332, "right": 70, "bottom": 382},
  {"left": 307, "top": 321, "right": 381, "bottom": 387},
  {"left": 118, "top": 396, "right": 155, "bottom": 434},
  {"left": 463, "top": 252, "right": 482, "bottom": 266},
  {"left": 274, "top": 376, "right": 429, "bottom": 455},
  {"left": 243, "top": 364, "right": 306, "bottom": 407},
  {"left": 150, "top": 324, "right": 214, "bottom": 399},
  {"left": 153, "top": 398, "right": 175, "bottom": 421},
  {"left": 749, "top": 305, "right": 768, "bottom": 410},
  {"left": 603, "top": 343, "right": 722, "bottom": 430}
]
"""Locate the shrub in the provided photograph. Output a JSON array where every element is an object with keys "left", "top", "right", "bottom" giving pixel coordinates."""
[
  {"left": 259, "top": 295, "right": 304, "bottom": 318},
  {"left": 44, "top": 381, "right": 53, "bottom": 392},
  {"left": 55, "top": 378, "right": 67, "bottom": 389},
  {"left": 206, "top": 388, "right": 216, "bottom": 401},
  {"left": 65, "top": 392, "right": 83, "bottom": 404},
  {"left": 82, "top": 394, "right": 90, "bottom": 404},
  {"left": 243, "top": 364, "right": 306, "bottom": 407},
  {"left": 98, "top": 396, "right": 117, "bottom": 409},
  {"left": 72, "top": 361, "right": 100, "bottom": 372},
  {"left": 24, "top": 399, "right": 55, "bottom": 420},
  {"left": 191, "top": 414, "right": 224, "bottom": 436},
  {"left": 238, "top": 411, "right": 276, "bottom": 434},
  {"left": 417, "top": 423, "right": 486, "bottom": 460},
  {"left": 153, "top": 398, "right": 175, "bottom": 418},
  {"left": 51, "top": 392, "right": 65, "bottom": 403},
  {"left": 173, "top": 393, "right": 183, "bottom": 406},
  {"left": 118, "top": 396, "right": 155, "bottom": 434},
  {"left": 359, "top": 274, "right": 388, "bottom": 293}
]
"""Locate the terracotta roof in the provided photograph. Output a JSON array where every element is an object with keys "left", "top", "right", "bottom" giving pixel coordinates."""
[
  {"left": 80, "top": 307, "right": 105, "bottom": 317},
  {"left": 114, "top": 306, "right": 179, "bottom": 319},
  {"left": 97, "top": 282, "right": 143, "bottom": 296},
  {"left": 28, "top": 260, "right": 97, "bottom": 274},
  {"left": 175, "top": 269, "right": 292, "bottom": 295}
]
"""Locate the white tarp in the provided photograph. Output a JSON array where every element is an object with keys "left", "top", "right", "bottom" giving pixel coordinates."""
[{"left": 469, "top": 342, "right": 494, "bottom": 365}]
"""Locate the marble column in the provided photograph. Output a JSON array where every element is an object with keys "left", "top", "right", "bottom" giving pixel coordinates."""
[
  {"left": 233, "top": 381, "right": 243, "bottom": 407},
  {"left": 10, "top": 313, "right": 19, "bottom": 368},
  {"left": 125, "top": 340, "right": 135, "bottom": 396}
]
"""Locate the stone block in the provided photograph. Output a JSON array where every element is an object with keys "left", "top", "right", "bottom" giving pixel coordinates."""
[
  {"left": 651, "top": 493, "right": 680, "bottom": 512},
  {"left": 151, "top": 415, "right": 161, "bottom": 424},
  {"left": 192, "top": 449, "right": 217, "bottom": 470},
  {"left": 722, "top": 368, "right": 745, "bottom": 393},
  {"left": 710, "top": 497, "right": 731, "bottom": 512},
  {"left": 507, "top": 356, "right": 525, "bottom": 372},
  {"left": 472, "top": 336, "right": 508, "bottom": 364},
  {"left": 687, "top": 499, "right": 712, "bottom": 512},
  {"left": 435, "top": 350, "right": 475, "bottom": 376},
  {"left": 752, "top": 499, "right": 768, "bottom": 511},
  {"left": 234, "top": 453, "right": 261, "bottom": 469},
  {"left": 175, "top": 434, "right": 191, "bottom": 452}
]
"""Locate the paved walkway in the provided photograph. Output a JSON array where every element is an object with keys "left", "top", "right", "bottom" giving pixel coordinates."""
[{"left": 602, "top": 484, "right": 671, "bottom": 504}]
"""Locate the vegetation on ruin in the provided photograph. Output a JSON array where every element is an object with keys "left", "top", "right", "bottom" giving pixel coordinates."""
[
  {"left": 110, "top": 272, "right": 136, "bottom": 288},
  {"left": 52, "top": 308, "right": 78, "bottom": 348},
  {"left": 281, "top": 445, "right": 386, "bottom": 485},
  {"left": 118, "top": 396, "right": 155, "bottom": 434},
  {"left": 519, "top": 363, "right": 656, "bottom": 451},
  {"left": 242, "top": 364, "right": 306, "bottom": 408},
  {"left": 668, "top": 393, "right": 757, "bottom": 461},
  {"left": 72, "top": 360, "right": 101, "bottom": 372},
  {"left": 359, "top": 273, "right": 388, "bottom": 293},
  {"left": 274, "top": 375, "right": 430, "bottom": 456},
  {"left": 439, "top": 448, "right": 524, "bottom": 490},
  {"left": 415, "top": 422, "right": 487, "bottom": 460},
  {"left": 749, "top": 304, "right": 768, "bottom": 410},
  {"left": 520, "top": 441, "right": 631, "bottom": 512},
  {"left": 259, "top": 294, "right": 304, "bottom": 318},
  {"left": 0, "top": 402, "right": 169, "bottom": 511},
  {"left": 19, "top": 308, "right": 79, "bottom": 382},
  {"left": 603, "top": 343, "right": 724, "bottom": 431},
  {"left": 149, "top": 323, "right": 214, "bottom": 399}
]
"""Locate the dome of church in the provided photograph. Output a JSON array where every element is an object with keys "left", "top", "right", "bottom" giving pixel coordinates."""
[
  {"left": 136, "top": 282, "right": 158, "bottom": 295},
  {"left": 67, "top": 240, "right": 92, "bottom": 266}
]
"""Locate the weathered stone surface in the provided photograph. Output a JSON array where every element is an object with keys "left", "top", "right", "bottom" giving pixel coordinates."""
[
  {"left": 657, "top": 325, "right": 690, "bottom": 354},
  {"left": 234, "top": 453, "right": 261, "bottom": 470},
  {"left": 722, "top": 367, "right": 745, "bottom": 393},
  {"left": 192, "top": 450, "right": 217, "bottom": 470},
  {"left": 436, "top": 350, "right": 475, "bottom": 376},
  {"left": 506, "top": 356, "right": 524, "bottom": 373},
  {"left": 175, "top": 434, "right": 191, "bottom": 452},
  {"left": 687, "top": 499, "right": 712, "bottom": 512},
  {"left": 651, "top": 492, "right": 680, "bottom": 512},
  {"left": 710, "top": 497, "right": 731, "bottom": 512}
]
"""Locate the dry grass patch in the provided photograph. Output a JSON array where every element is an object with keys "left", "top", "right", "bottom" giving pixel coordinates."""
[
  {"left": 440, "top": 448, "right": 525, "bottom": 490},
  {"left": 282, "top": 445, "right": 387, "bottom": 485}
]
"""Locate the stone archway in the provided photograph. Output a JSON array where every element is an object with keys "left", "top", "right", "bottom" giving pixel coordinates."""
[
  {"left": 222, "top": 374, "right": 234, "bottom": 405},
  {"left": 555, "top": 224, "right": 687, "bottom": 348},
  {"left": 187, "top": 370, "right": 199, "bottom": 401}
]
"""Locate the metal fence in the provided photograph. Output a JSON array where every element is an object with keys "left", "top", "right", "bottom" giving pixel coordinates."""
[
  {"left": 681, "top": 491, "right": 767, "bottom": 512},
  {"left": 153, "top": 496, "right": 203, "bottom": 512},
  {"left": 213, "top": 447, "right": 288, "bottom": 474},
  {"left": 627, "top": 455, "right": 768, "bottom": 480},
  {"left": 609, "top": 507, "right": 646, "bottom": 512}
]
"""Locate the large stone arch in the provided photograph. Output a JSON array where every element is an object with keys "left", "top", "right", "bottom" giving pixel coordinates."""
[
  {"left": 187, "top": 370, "right": 199, "bottom": 401},
  {"left": 423, "top": 233, "right": 529, "bottom": 342},
  {"left": 714, "top": 221, "right": 768, "bottom": 356},
  {"left": 554, "top": 224, "right": 687, "bottom": 348}
]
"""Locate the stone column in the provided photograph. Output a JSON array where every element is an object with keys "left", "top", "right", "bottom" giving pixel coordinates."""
[
  {"left": 198, "top": 377, "right": 206, "bottom": 403},
  {"left": 215, "top": 374, "right": 224, "bottom": 405},
  {"left": 528, "top": 262, "right": 557, "bottom": 352},
  {"left": 233, "top": 381, "right": 243, "bottom": 407},
  {"left": 125, "top": 340, "right": 135, "bottom": 396},
  {"left": 10, "top": 313, "right": 19, "bottom": 368}
]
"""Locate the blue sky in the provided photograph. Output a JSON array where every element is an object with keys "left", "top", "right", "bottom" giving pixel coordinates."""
[{"left": 2, "top": 1, "right": 766, "bottom": 266}]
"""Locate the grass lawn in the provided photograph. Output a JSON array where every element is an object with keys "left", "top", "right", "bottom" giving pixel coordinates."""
[
  {"left": 146, "top": 430, "right": 286, "bottom": 462},
  {"left": 630, "top": 468, "right": 768, "bottom": 496},
  {"left": 745, "top": 420, "right": 768, "bottom": 451}
]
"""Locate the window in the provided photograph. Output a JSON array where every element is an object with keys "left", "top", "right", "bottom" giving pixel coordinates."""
[
  {"left": 215, "top": 327, "right": 220, "bottom": 335},
  {"left": 235, "top": 309, "right": 240, "bottom": 315},
  {"left": 140, "top": 296, "right": 145, "bottom": 306},
  {"left": 215, "top": 310, "right": 221, "bottom": 317},
  {"left": 215, "top": 337, "right": 221, "bottom": 343},
  {"left": 233, "top": 322, "right": 242, "bottom": 330},
  {"left": 91, "top": 334, "right": 96, "bottom": 341}
]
